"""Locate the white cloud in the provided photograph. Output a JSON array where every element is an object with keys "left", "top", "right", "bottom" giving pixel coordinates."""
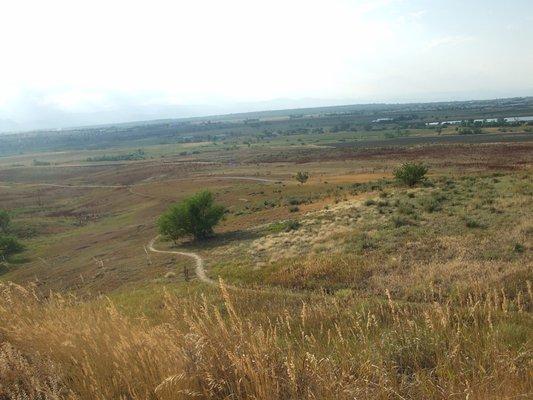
[
  {"left": 426, "top": 35, "right": 475, "bottom": 50},
  {"left": 409, "top": 10, "right": 427, "bottom": 19}
]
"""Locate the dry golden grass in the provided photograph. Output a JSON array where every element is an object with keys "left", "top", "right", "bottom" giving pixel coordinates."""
[{"left": 1, "top": 280, "right": 531, "bottom": 399}]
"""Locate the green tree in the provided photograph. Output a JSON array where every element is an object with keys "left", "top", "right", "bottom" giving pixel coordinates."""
[
  {"left": 0, "top": 209, "right": 10, "bottom": 233},
  {"left": 394, "top": 162, "right": 428, "bottom": 187},
  {"left": 0, "top": 235, "right": 24, "bottom": 260},
  {"left": 158, "top": 190, "right": 225, "bottom": 241},
  {"left": 295, "top": 171, "right": 309, "bottom": 184}
]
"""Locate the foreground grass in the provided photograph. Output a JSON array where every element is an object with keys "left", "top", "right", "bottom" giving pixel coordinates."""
[{"left": 0, "top": 280, "right": 531, "bottom": 399}]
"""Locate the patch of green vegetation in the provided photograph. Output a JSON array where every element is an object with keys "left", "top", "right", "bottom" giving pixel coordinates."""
[
  {"left": 286, "top": 196, "right": 308, "bottom": 206},
  {"left": 210, "top": 257, "right": 268, "bottom": 286},
  {"left": 418, "top": 193, "right": 445, "bottom": 213},
  {"left": 458, "top": 126, "right": 483, "bottom": 135},
  {"left": 0, "top": 209, "right": 25, "bottom": 262},
  {"left": 513, "top": 243, "right": 525, "bottom": 253},
  {"left": 394, "top": 162, "right": 428, "bottom": 186},
  {"left": 86, "top": 149, "right": 146, "bottom": 162},
  {"left": 392, "top": 215, "right": 416, "bottom": 228},
  {"left": 32, "top": 159, "right": 51, "bottom": 166},
  {"left": 346, "top": 232, "right": 376, "bottom": 252},
  {"left": 158, "top": 190, "right": 225, "bottom": 241},
  {"left": 464, "top": 218, "right": 487, "bottom": 229},
  {"left": 0, "top": 235, "right": 24, "bottom": 260},
  {"left": 295, "top": 171, "right": 309, "bottom": 184},
  {"left": 266, "top": 220, "right": 301, "bottom": 234},
  {"left": 396, "top": 200, "right": 417, "bottom": 216}
]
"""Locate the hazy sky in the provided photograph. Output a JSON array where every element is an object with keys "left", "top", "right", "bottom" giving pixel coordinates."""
[{"left": 1, "top": 0, "right": 532, "bottom": 130}]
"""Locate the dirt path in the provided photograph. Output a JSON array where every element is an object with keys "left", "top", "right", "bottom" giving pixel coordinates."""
[
  {"left": 36, "top": 183, "right": 124, "bottom": 188},
  {"left": 0, "top": 182, "right": 125, "bottom": 189},
  {"left": 148, "top": 235, "right": 276, "bottom": 294},
  {"left": 148, "top": 235, "right": 215, "bottom": 286},
  {"left": 0, "top": 175, "right": 280, "bottom": 195},
  {"left": 212, "top": 176, "right": 279, "bottom": 183}
]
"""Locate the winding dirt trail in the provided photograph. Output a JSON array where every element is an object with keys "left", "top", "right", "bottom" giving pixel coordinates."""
[
  {"left": 147, "top": 235, "right": 302, "bottom": 296},
  {"left": 0, "top": 175, "right": 280, "bottom": 199},
  {"left": 148, "top": 235, "right": 211, "bottom": 283},
  {"left": 148, "top": 235, "right": 221, "bottom": 287}
]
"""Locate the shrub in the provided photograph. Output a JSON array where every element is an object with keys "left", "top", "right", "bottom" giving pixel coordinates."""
[
  {"left": 284, "top": 220, "right": 300, "bottom": 231},
  {"left": 0, "top": 235, "right": 24, "bottom": 259},
  {"left": 465, "top": 218, "right": 486, "bottom": 229},
  {"left": 158, "top": 191, "right": 225, "bottom": 241},
  {"left": 295, "top": 171, "right": 309, "bottom": 184},
  {"left": 458, "top": 127, "right": 483, "bottom": 135},
  {"left": 287, "top": 197, "right": 305, "bottom": 206},
  {"left": 397, "top": 201, "right": 416, "bottom": 216},
  {"left": 32, "top": 159, "right": 51, "bottom": 166},
  {"left": 419, "top": 196, "right": 442, "bottom": 213},
  {"left": 377, "top": 200, "right": 389, "bottom": 207},
  {"left": 394, "top": 163, "right": 428, "bottom": 186},
  {"left": 513, "top": 243, "right": 525, "bottom": 253},
  {"left": 288, "top": 206, "right": 299, "bottom": 213},
  {"left": 267, "top": 220, "right": 300, "bottom": 233},
  {"left": 350, "top": 233, "right": 376, "bottom": 252},
  {"left": 9, "top": 223, "right": 38, "bottom": 239},
  {"left": 392, "top": 215, "right": 414, "bottom": 228}
]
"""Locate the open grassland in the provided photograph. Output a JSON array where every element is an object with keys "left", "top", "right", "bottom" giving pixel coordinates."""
[{"left": 0, "top": 134, "right": 532, "bottom": 398}]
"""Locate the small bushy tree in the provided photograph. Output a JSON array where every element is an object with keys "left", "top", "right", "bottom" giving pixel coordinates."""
[
  {"left": 158, "top": 190, "right": 225, "bottom": 241},
  {"left": 295, "top": 171, "right": 309, "bottom": 184},
  {"left": 394, "top": 162, "right": 428, "bottom": 186},
  {"left": 0, "top": 235, "right": 24, "bottom": 260}
]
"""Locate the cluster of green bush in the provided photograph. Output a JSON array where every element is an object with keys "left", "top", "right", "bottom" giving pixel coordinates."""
[
  {"left": 266, "top": 219, "right": 301, "bottom": 234},
  {"left": 158, "top": 191, "right": 225, "bottom": 241},
  {"left": 0, "top": 210, "right": 24, "bottom": 262},
  {"left": 458, "top": 126, "right": 483, "bottom": 135},
  {"left": 32, "top": 159, "right": 51, "bottom": 166},
  {"left": 394, "top": 162, "right": 428, "bottom": 186},
  {"left": 86, "top": 149, "right": 146, "bottom": 162}
]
